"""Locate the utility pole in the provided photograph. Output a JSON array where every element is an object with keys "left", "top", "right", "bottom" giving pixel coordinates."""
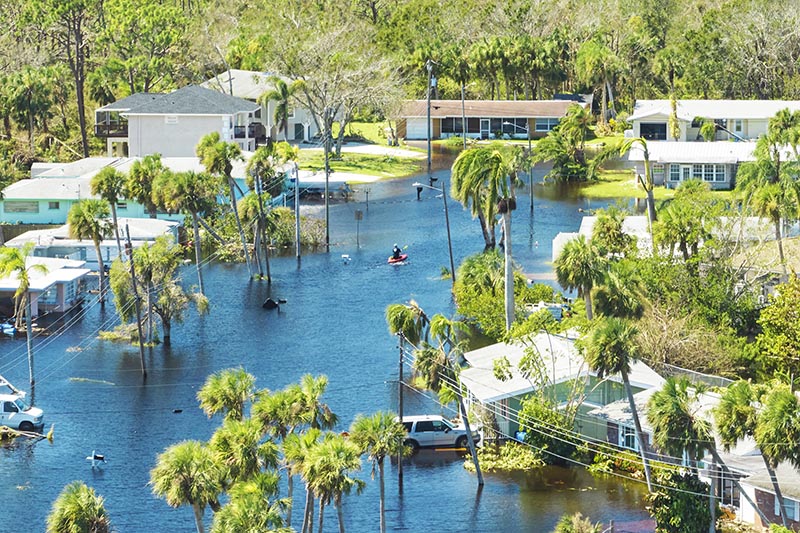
[
  {"left": 461, "top": 82, "right": 467, "bottom": 151},
  {"left": 26, "top": 298, "right": 34, "bottom": 395},
  {"left": 294, "top": 163, "right": 301, "bottom": 261},
  {"left": 528, "top": 123, "right": 534, "bottom": 213},
  {"left": 426, "top": 59, "right": 433, "bottom": 180},
  {"left": 125, "top": 225, "right": 147, "bottom": 380},
  {"left": 442, "top": 178, "right": 456, "bottom": 287},
  {"left": 397, "top": 332, "right": 405, "bottom": 487}
]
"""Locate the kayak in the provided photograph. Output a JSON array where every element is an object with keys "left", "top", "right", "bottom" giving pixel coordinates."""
[{"left": 388, "top": 254, "right": 408, "bottom": 264}]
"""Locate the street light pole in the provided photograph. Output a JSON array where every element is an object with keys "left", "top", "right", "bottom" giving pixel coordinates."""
[
  {"left": 426, "top": 59, "right": 433, "bottom": 180},
  {"left": 413, "top": 181, "right": 456, "bottom": 288}
]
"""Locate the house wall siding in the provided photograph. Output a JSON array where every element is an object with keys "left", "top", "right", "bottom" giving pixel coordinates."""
[
  {"left": 752, "top": 488, "right": 800, "bottom": 529},
  {"left": 128, "top": 115, "right": 229, "bottom": 157}
]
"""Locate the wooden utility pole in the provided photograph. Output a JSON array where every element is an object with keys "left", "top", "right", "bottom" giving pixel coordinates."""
[
  {"left": 398, "top": 332, "right": 405, "bottom": 487},
  {"left": 125, "top": 225, "right": 147, "bottom": 379}
]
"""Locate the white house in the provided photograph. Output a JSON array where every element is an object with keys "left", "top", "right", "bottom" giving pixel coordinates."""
[
  {"left": 94, "top": 85, "right": 261, "bottom": 157},
  {"left": 458, "top": 332, "right": 664, "bottom": 440},
  {"left": 397, "top": 99, "right": 588, "bottom": 141},
  {"left": 5, "top": 217, "right": 181, "bottom": 269},
  {"left": 0, "top": 256, "right": 90, "bottom": 318},
  {"left": 627, "top": 141, "right": 757, "bottom": 190},
  {"left": 627, "top": 99, "right": 800, "bottom": 142},
  {"left": 201, "top": 69, "right": 319, "bottom": 143}
]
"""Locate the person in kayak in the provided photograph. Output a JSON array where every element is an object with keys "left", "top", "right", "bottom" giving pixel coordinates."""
[{"left": 392, "top": 244, "right": 402, "bottom": 260}]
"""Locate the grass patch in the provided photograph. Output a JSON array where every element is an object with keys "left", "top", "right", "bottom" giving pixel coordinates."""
[
  {"left": 333, "top": 121, "right": 389, "bottom": 145},
  {"left": 297, "top": 151, "right": 423, "bottom": 180}
]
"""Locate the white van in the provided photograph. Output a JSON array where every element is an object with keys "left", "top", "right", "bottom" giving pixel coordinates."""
[{"left": 0, "top": 394, "right": 44, "bottom": 432}]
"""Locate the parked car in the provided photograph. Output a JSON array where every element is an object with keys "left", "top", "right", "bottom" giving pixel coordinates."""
[
  {"left": 398, "top": 415, "right": 481, "bottom": 451},
  {"left": 0, "top": 393, "right": 44, "bottom": 432}
]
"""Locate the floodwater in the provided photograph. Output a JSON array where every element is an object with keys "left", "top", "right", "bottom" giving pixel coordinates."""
[{"left": 0, "top": 161, "right": 651, "bottom": 532}]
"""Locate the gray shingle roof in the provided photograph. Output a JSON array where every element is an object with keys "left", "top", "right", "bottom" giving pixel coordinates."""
[
  {"left": 124, "top": 85, "right": 260, "bottom": 115},
  {"left": 96, "top": 93, "right": 164, "bottom": 112}
]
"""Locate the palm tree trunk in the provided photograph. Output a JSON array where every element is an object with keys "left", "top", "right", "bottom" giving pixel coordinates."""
[
  {"left": 94, "top": 242, "right": 105, "bottom": 308},
  {"left": 709, "top": 454, "right": 716, "bottom": 533},
  {"left": 378, "top": 459, "right": 386, "bottom": 533},
  {"left": 622, "top": 372, "right": 653, "bottom": 492},
  {"left": 286, "top": 473, "right": 293, "bottom": 528},
  {"left": 253, "top": 226, "right": 264, "bottom": 277},
  {"left": 583, "top": 291, "right": 593, "bottom": 321},
  {"left": 192, "top": 213, "right": 204, "bottom": 295},
  {"left": 110, "top": 204, "right": 122, "bottom": 258},
  {"left": 228, "top": 177, "right": 253, "bottom": 277},
  {"left": 764, "top": 459, "right": 789, "bottom": 528},
  {"left": 477, "top": 211, "right": 495, "bottom": 250},
  {"left": 775, "top": 220, "right": 786, "bottom": 275},
  {"left": 317, "top": 500, "right": 325, "bottom": 533},
  {"left": 336, "top": 495, "right": 346, "bottom": 533},
  {"left": 502, "top": 211, "right": 514, "bottom": 330},
  {"left": 708, "top": 448, "right": 771, "bottom": 526},
  {"left": 192, "top": 503, "right": 205, "bottom": 533},
  {"left": 302, "top": 488, "right": 314, "bottom": 533},
  {"left": 261, "top": 218, "right": 271, "bottom": 284}
]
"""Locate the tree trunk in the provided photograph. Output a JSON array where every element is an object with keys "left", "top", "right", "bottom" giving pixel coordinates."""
[
  {"left": 477, "top": 211, "right": 495, "bottom": 250},
  {"left": 262, "top": 216, "right": 271, "bottom": 285},
  {"left": 302, "top": 488, "right": 314, "bottom": 533},
  {"left": 287, "top": 473, "right": 293, "bottom": 529},
  {"left": 110, "top": 203, "right": 122, "bottom": 258},
  {"left": 583, "top": 291, "right": 593, "bottom": 321},
  {"left": 162, "top": 317, "right": 171, "bottom": 346},
  {"left": 191, "top": 503, "right": 205, "bottom": 533},
  {"left": 600, "top": 79, "right": 608, "bottom": 125},
  {"left": 94, "top": 242, "right": 105, "bottom": 308},
  {"left": 623, "top": 372, "right": 653, "bottom": 492},
  {"left": 502, "top": 211, "right": 514, "bottom": 330},
  {"left": 336, "top": 495, "right": 346, "bottom": 533},
  {"left": 764, "top": 459, "right": 789, "bottom": 528},
  {"left": 317, "top": 500, "right": 325, "bottom": 533},
  {"left": 228, "top": 177, "right": 253, "bottom": 277},
  {"left": 775, "top": 220, "right": 786, "bottom": 275},
  {"left": 192, "top": 213, "right": 204, "bottom": 295},
  {"left": 252, "top": 225, "right": 264, "bottom": 277},
  {"left": 378, "top": 459, "right": 386, "bottom": 533}
]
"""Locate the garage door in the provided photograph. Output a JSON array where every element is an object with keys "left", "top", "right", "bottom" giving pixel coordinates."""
[{"left": 640, "top": 122, "right": 667, "bottom": 140}]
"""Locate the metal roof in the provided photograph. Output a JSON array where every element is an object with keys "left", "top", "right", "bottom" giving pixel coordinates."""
[
  {"left": 0, "top": 256, "right": 89, "bottom": 293},
  {"left": 626, "top": 141, "right": 757, "bottom": 164}
]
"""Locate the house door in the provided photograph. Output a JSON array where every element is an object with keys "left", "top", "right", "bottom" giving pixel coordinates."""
[
  {"left": 681, "top": 165, "right": 692, "bottom": 183},
  {"left": 294, "top": 123, "right": 305, "bottom": 141},
  {"left": 480, "top": 119, "right": 490, "bottom": 139}
]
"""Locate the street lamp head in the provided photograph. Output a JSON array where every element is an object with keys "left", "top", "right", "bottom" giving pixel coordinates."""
[{"left": 412, "top": 182, "right": 422, "bottom": 187}]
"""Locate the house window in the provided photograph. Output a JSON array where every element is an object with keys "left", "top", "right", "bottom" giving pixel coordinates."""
[
  {"left": 498, "top": 398, "right": 509, "bottom": 419},
  {"left": 287, "top": 107, "right": 295, "bottom": 120},
  {"left": 734, "top": 120, "right": 743, "bottom": 133},
  {"left": 48, "top": 201, "right": 60, "bottom": 210},
  {"left": 715, "top": 165, "right": 726, "bottom": 182},
  {"left": 620, "top": 426, "right": 638, "bottom": 451},
  {"left": 535, "top": 118, "right": 560, "bottom": 132},
  {"left": 652, "top": 164, "right": 665, "bottom": 176},
  {"left": 164, "top": 115, "right": 178, "bottom": 124},
  {"left": 640, "top": 122, "right": 667, "bottom": 140},
  {"left": 704, "top": 165, "right": 715, "bottom": 182},
  {"left": 4, "top": 201, "right": 39, "bottom": 213},
  {"left": 775, "top": 496, "right": 800, "bottom": 521},
  {"left": 720, "top": 475, "right": 740, "bottom": 507},
  {"left": 669, "top": 164, "right": 681, "bottom": 182},
  {"left": 693, "top": 164, "right": 703, "bottom": 179},
  {"left": 116, "top": 202, "right": 127, "bottom": 210}
]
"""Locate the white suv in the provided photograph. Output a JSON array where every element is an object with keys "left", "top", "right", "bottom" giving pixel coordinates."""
[
  {"left": 0, "top": 394, "right": 44, "bottom": 432},
  {"left": 399, "top": 415, "right": 480, "bottom": 451}
]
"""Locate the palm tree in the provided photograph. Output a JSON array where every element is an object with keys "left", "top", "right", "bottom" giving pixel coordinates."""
[
  {"left": 128, "top": 154, "right": 167, "bottom": 218},
  {"left": 150, "top": 440, "right": 224, "bottom": 533},
  {"left": 210, "top": 472, "right": 287, "bottom": 533},
  {"left": 253, "top": 387, "right": 305, "bottom": 528},
  {"left": 239, "top": 192, "right": 272, "bottom": 281},
  {"left": 647, "top": 377, "right": 711, "bottom": 468},
  {"left": 258, "top": 76, "right": 304, "bottom": 141},
  {"left": 209, "top": 417, "right": 278, "bottom": 488},
  {"left": 196, "top": 132, "right": 252, "bottom": 277},
  {"left": 350, "top": 411, "right": 409, "bottom": 533},
  {"left": 46, "top": 481, "right": 111, "bottom": 533},
  {"left": 91, "top": 166, "right": 126, "bottom": 257},
  {"left": 152, "top": 170, "right": 219, "bottom": 295},
  {"left": 554, "top": 235, "right": 606, "bottom": 320},
  {"left": 297, "top": 374, "right": 338, "bottom": 431},
  {"left": 714, "top": 380, "right": 790, "bottom": 527},
  {"left": 575, "top": 38, "right": 620, "bottom": 125},
  {"left": 0, "top": 243, "right": 48, "bottom": 330},
  {"left": 754, "top": 382, "right": 800, "bottom": 527},
  {"left": 552, "top": 512, "right": 602, "bottom": 533},
  {"left": 285, "top": 428, "right": 323, "bottom": 533},
  {"left": 304, "top": 433, "right": 365, "bottom": 533},
  {"left": 385, "top": 300, "right": 429, "bottom": 347},
  {"left": 582, "top": 317, "right": 653, "bottom": 491},
  {"left": 450, "top": 147, "right": 498, "bottom": 249},
  {"left": 245, "top": 144, "right": 284, "bottom": 281},
  {"left": 618, "top": 137, "right": 657, "bottom": 229},
  {"left": 197, "top": 367, "right": 257, "bottom": 422},
  {"left": 450, "top": 145, "right": 522, "bottom": 330},
  {"left": 591, "top": 205, "right": 630, "bottom": 258},
  {"left": 592, "top": 267, "right": 644, "bottom": 320},
  {"left": 68, "top": 200, "right": 113, "bottom": 308}
]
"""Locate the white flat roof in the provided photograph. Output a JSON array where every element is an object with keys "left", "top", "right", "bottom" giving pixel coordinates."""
[
  {"left": 0, "top": 256, "right": 89, "bottom": 293},
  {"left": 6, "top": 217, "right": 180, "bottom": 248},
  {"left": 459, "top": 333, "right": 664, "bottom": 404},
  {"left": 629, "top": 99, "right": 800, "bottom": 122},
  {"left": 627, "top": 141, "right": 757, "bottom": 164}
]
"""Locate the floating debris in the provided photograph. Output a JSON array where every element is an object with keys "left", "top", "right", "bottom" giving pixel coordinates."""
[
  {"left": 66, "top": 346, "right": 83, "bottom": 353},
  {"left": 69, "top": 378, "right": 115, "bottom": 386}
]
